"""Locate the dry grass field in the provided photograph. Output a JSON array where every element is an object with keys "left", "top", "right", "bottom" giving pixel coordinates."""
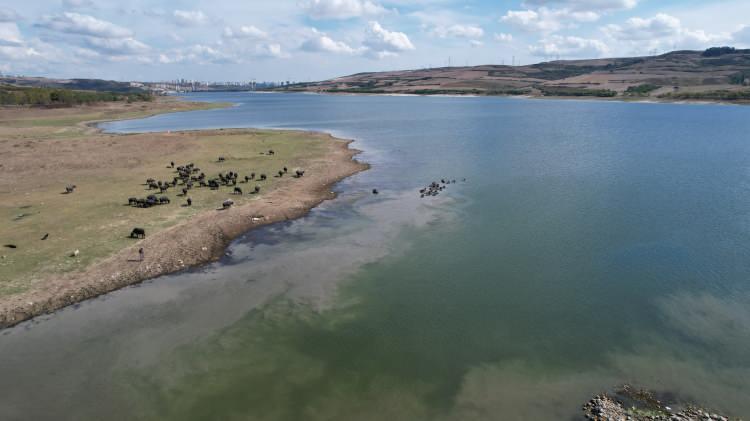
[{"left": 0, "top": 99, "right": 334, "bottom": 298}]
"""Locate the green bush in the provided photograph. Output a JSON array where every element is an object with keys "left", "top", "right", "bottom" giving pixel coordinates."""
[
  {"left": 658, "top": 90, "right": 750, "bottom": 101},
  {"left": 0, "top": 85, "right": 153, "bottom": 107},
  {"left": 539, "top": 87, "right": 617, "bottom": 97},
  {"left": 625, "top": 84, "right": 661, "bottom": 96}
]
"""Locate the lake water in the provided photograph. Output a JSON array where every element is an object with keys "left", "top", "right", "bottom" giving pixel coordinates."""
[{"left": 2, "top": 93, "right": 750, "bottom": 420}]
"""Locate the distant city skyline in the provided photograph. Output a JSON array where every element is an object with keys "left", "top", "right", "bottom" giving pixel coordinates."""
[{"left": 1, "top": 0, "right": 749, "bottom": 82}]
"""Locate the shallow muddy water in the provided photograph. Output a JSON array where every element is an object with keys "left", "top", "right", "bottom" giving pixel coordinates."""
[{"left": 2, "top": 93, "right": 750, "bottom": 420}]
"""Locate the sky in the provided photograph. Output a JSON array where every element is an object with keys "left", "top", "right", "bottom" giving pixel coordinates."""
[{"left": 1, "top": 0, "right": 749, "bottom": 83}]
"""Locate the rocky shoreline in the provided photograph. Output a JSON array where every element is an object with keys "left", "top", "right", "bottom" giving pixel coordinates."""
[{"left": 583, "top": 385, "right": 736, "bottom": 421}]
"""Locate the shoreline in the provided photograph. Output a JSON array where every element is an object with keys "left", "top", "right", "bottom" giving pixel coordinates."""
[
  {"left": 268, "top": 90, "right": 750, "bottom": 106},
  {"left": 0, "top": 110, "right": 369, "bottom": 330},
  {"left": 76, "top": 95, "right": 235, "bottom": 136}
]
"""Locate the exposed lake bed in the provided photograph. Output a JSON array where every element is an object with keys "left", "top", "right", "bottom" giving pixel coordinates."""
[{"left": 2, "top": 92, "right": 750, "bottom": 420}]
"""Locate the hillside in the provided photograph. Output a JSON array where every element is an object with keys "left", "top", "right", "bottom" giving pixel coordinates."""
[
  {"left": 275, "top": 47, "right": 750, "bottom": 101},
  {"left": 0, "top": 76, "right": 144, "bottom": 93}
]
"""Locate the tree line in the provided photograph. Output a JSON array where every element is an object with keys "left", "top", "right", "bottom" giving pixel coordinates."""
[
  {"left": 658, "top": 90, "right": 750, "bottom": 101},
  {"left": 0, "top": 84, "right": 153, "bottom": 107}
]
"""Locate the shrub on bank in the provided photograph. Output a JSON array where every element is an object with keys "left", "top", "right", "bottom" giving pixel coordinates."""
[
  {"left": 539, "top": 87, "right": 617, "bottom": 97},
  {"left": 0, "top": 85, "right": 153, "bottom": 107},
  {"left": 658, "top": 90, "right": 750, "bottom": 101}
]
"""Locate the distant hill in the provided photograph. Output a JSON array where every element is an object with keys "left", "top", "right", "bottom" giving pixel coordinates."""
[
  {"left": 274, "top": 47, "right": 750, "bottom": 101},
  {"left": 0, "top": 76, "right": 144, "bottom": 93}
]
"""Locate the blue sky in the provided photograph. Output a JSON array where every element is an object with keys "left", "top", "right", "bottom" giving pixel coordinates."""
[{"left": 1, "top": 0, "right": 749, "bottom": 82}]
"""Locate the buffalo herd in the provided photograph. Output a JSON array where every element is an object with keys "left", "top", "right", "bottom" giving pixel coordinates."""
[
  {"left": 419, "top": 178, "right": 463, "bottom": 198},
  {"left": 126, "top": 156, "right": 306, "bottom": 238},
  {"left": 127, "top": 158, "right": 305, "bottom": 210}
]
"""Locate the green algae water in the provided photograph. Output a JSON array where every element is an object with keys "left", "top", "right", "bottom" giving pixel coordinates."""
[{"left": 2, "top": 94, "right": 750, "bottom": 419}]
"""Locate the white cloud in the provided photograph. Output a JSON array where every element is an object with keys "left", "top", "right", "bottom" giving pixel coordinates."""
[
  {"left": 530, "top": 34, "right": 609, "bottom": 57},
  {"left": 501, "top": 7, "right": 597, "bottom": 33},
  {"left": 680, "top": 29, "right": 732, "bottom": 49},
  {"left": 302, "top": 0, "right": 386, "bottom": 20},
  {"left": 83, "top": 36, "right": 150, "bottom": 55},
  {"left": 430, "top": 24, "right": 484, "bottom": 39},
  {"left": 501, "top": 9, "right": 558, "bottom": 32},
  {"left": 301, "top": 29, "right": 361, "bottom": 54},
  {"left": 62, "top": 0, "right": 96, "bottom": 9},
  {"left": 71, "top": 46, "right": 101, "bottom": 60},
  {"left": 32, "top": 11, "right": 155, "bottom": 62},
  {"left": 735, "top": 25, "right": 750, "bottom": 46},
  {"left": 522, "top": 0, "right": 637, "bottom": 12},
  {"left": 0, "top": 22, "right": 23, "bottom": 46},
  {"left": 0, "top": 44, "right": 40, "bottom": 61},
  {"left": 601, "top": 13, "right": 731, "bottom": 51},
  {"left": 469, "top": 40, "right": 483, "bottom": 47},
  {"left": 363, "top": 21, "right": 414, "bottom": 58},
  {"left": 173, "top": 10, "right": 209, "bottom": 26},
  {"left": 223, "top": 25, "right": 269, "bottom": 40},
  {"left": 255, "top": 43, "right": 288, "bottom": 59},
  {"left": 0, "top": 8, "right": 20, "bottom": 22},
  {"left": 160, "top": 44, "right": 236, "bottom": 64},
  {"left": 36, "top": 12, "right": 132, "bottom": 38},
  {"left": 0, "top": 37, "right": 66, "bottom": 70},
  {"left": 602, "top": 13, "right": 681, "bottom": 40},
  {"left": 494, "top": 32, "right": 513, "bottom": 42}
]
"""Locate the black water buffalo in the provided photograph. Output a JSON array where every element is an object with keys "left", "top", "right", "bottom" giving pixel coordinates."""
[
  {"left": 64, "top": 184, "right": 76, "bottom": 194},
  {"left": 130, "top": 227, "right": 145, "bottom": 239},
  {"left": 159, "top": 196, "right": 170, "bottom": 204},
  {"left": 253, "top": 186, "right": 260, "bottom": 194},
  {"left": 259, "top": 174, "right": 267, "bottom": 181},
  {"left": 233, "top": 187, "right": 243, "bottom": 195},
  {"left": 295, "top": 170, "right": 305, "bottom": 178}
]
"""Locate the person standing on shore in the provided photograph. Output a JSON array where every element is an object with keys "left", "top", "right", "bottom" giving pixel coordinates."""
[{"left": 139, "top": 247, "right": 144, "bottom": 262}]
